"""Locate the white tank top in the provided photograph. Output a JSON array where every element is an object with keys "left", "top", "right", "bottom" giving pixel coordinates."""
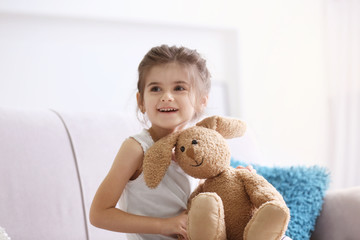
[{"left": 119, "top": 129, "right": 199, "bottom": 240}]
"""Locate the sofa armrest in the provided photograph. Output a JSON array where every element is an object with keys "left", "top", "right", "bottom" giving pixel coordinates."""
[{"left": 311, "top": 186, "right": 360, "bottom": 240}]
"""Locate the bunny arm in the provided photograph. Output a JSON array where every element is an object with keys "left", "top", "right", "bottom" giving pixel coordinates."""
[
  {"left": 186, "top": 180, "right": 205, "bottom": 211},
  {"left": 237, "top": 169, "right": 290, "bottom": 240},
  {"left": 237, "top": 169, "right": 287, "bottom": 208}
]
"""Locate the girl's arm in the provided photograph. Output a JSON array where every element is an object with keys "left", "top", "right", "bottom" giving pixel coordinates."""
[
  {"left": 89, "top": 138, "right": 188, "bottom": 239},
  {"left": 236, "top": 165, "right": 256, "bottom": 173}
]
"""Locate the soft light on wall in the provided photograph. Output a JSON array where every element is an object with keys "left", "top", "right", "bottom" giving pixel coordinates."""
[{"left": 2, "top": 0, "right": 357, "bottom": 190}]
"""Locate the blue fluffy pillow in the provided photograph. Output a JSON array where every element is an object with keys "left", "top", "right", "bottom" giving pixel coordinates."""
[{"left": 231, "top": 159, "right": 330, "bottom": 240}]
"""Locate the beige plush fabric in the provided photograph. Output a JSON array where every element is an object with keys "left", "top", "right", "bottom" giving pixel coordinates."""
[
  {"left": 144, "top": 116, "right": 290, "bottom": 240},
  {"left": 188, "top": 193, "right": 226, "bottom": 240}
]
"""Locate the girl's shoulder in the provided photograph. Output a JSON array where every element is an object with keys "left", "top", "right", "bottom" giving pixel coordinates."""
[
  {"left": 129, "top": 129, "right": 154, "bottom": 154},
  {"left": 113, "top": 137, "right": 144, "bottom": 175},
  {"left": 120, "top": 137, "right": 144, "bottom": 157}
]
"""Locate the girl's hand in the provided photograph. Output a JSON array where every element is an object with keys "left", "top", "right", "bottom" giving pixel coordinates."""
[
  {"left": 236, "top": 165, "right": 257, "bottom": 173},
  {"left": 161, "top": 211, "right": 188, "bottom": 240},
  {"left": 171, "top": 148, "right": 176, "bottom": 162}
]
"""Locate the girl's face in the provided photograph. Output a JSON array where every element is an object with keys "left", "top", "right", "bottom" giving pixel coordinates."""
[{"left": 138, "top": 63, "right": 203, "bottom": 133}]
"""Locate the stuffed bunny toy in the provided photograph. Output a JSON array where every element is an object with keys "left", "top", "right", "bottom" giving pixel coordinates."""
[{"left": 143, "top": 116, "right": 290, "bottom": 240}]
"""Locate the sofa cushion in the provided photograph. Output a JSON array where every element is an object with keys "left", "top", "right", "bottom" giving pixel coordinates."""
[
  {"left": 311, "top": 186, "right": 360, "bottom": 240},
  {"left": 0, "top": 108, "right": 88, "bottom": 239},
  {"left": 58, "top": 111, "right": 142, "bottom": 239}
]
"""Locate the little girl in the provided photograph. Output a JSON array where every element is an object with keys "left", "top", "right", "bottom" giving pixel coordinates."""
[
  {"left": 89, "top": 44, "right": 291, "bottom": 240},
  {"left": 90, "top": 45, "right": 211, "bottom": 240}
]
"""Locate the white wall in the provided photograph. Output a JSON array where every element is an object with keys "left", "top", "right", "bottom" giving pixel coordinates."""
[
  {"left": 236, "top": 2, "right": 327, "bottom": 166},
  {"left": 0, "top": 13, "right": 238, "bottom": 116},
  {"left": 0, "top": 0, "right": 327, "bottom": 166}
]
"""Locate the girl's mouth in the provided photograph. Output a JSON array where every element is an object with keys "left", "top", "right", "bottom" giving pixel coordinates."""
[{"left": 158, "top": 108, "right": 178, "bottom": 112}]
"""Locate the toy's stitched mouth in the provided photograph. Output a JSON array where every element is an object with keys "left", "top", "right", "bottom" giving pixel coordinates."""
[{"left": 190, "top": 158, "right": 204, "bottom": 167}]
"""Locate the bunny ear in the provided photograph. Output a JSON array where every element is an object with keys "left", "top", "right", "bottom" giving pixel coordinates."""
[
  {"left": 143, "top": 131, "right": 180, "bottom": 188},
  {"left": 196, "top": 116, "right": 246, "bottom": 139}
]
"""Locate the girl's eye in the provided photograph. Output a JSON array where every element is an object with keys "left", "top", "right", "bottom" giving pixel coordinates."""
[
  {"left": 150, "top": 86, "right": 161, "bottom": 92},
  {"left": 174, "top": 86, "right": 185, "bottom": 91}
]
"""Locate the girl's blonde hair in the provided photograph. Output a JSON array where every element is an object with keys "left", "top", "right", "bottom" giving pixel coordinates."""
[{"left": 137, "top": 44, "right": 211, "bottom": 122}]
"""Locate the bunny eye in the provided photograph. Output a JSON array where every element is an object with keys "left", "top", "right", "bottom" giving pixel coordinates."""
[
  {"left": 192, "top": 140, "right": 198, "bottom": 145},
  {"left": 180, "top": 146, "right": 185, "bottom": 152}
]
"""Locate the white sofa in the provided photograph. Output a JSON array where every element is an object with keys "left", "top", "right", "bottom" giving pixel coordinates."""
[{"left": 0, "top": 107, "right": 359, "bottom": 240}]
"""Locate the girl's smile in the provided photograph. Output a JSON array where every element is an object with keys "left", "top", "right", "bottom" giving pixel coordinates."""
[{"left": 157, "top": 107, "right": 178, "bottom": 112}]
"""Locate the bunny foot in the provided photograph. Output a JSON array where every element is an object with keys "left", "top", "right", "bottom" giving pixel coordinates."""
[
  {"left": 243, "top": 201, "right": 290, "bottom": 240},
  {"left": 187, "top": 192, "right": 226, "bottom": 240}
]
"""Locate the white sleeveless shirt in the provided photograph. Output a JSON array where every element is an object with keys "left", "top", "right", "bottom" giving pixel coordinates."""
[{"left": 119, "top": 129, "right": 199, "bottom": 240}]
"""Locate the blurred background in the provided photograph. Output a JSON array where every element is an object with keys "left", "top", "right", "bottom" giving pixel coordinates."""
[{"left": 0, "top": 0, "right": 358, "bottom": 190}]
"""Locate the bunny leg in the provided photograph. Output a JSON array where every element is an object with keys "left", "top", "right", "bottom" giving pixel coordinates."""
[
  {"left": 187, "top": 192, "right": 227, "bottom": 240},
  {"left": 243, "top": 200, "right": 290, "bottom": 240}
]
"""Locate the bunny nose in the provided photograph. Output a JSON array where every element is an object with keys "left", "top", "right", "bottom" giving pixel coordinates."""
[{"left": 186, "top": 147, "right": 195, "bottom": 159}]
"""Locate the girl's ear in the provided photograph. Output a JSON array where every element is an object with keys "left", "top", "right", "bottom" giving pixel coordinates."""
[
  {"left": 196, "top": 116, "right": 246, "bottom": 139},
  {"left": 136, "top": 92, "right": 145, "bottom": 113},
  {"left": 143, "top": 132, "right": 180, "bottom": 188},
  {"left": 200, "top": 95, "right": 209, "bottom": 111}
]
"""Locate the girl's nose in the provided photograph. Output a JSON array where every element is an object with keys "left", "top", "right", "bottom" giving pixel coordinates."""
[{"left": 161, "top": 92, "right": 174, "bottom": 102}]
